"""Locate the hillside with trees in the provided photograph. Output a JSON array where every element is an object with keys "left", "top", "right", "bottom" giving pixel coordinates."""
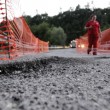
[{"left": 24, "top": 5, "right": 110, "bottom": 46}]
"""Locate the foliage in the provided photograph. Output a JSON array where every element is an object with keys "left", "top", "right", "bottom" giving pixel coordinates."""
[
  {"left": 26, "top": 22, "right": 50, "bottom": 41},
  {"left": 24, "top": 7, "right": 110, "bottom": 45},
  {"left": 49, "top": 27, "right": 67, "bottom": 46}
]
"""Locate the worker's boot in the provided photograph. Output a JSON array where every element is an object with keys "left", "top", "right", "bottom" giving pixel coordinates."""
[
  {"left": 93, "top": 52, "right": 97, "bottom": 55},
  {"left": 93, "top": 48, "right": 97, "bottom": 55},
  {"left": 87, "top": 48, "right": 91, "bottom": 54}
]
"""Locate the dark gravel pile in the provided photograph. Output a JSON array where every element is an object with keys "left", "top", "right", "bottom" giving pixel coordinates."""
[{"left": 0, "top": 55, "right": 110, "bottom": 110}]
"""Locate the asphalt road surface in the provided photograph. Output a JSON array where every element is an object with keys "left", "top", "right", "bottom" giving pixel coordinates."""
[{"left": 0, "top": 48, "right": 110, "bottom": 110}]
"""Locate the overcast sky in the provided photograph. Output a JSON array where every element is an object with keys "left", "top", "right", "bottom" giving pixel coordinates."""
[{"left": 19, "top": 0, "right": 110, "bottom": 17}]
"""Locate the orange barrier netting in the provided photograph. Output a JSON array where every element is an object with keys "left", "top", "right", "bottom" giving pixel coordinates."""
[
  {"left": 0, "top": 0, "right": 49, "bottom": 60},
  {"left": 75, "top": 28, "right": 110, "bottom": 54}
]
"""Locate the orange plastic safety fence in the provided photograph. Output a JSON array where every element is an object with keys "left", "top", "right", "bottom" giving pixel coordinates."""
[
  {"left": 76, "top": 29, "right": 110, "bottom": 53},
  {"left": 0, "top": 0, "right": 49, "bottom": 60}
]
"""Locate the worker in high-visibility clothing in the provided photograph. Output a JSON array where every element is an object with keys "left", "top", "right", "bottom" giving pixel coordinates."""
[{"left": 85, "top": 14, "right": 102, "bottom": 55}]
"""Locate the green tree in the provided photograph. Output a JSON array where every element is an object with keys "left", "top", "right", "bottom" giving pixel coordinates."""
[
  {"left": 35, "top": 22, "right": 50, "bottom": 41},
  {"left": 75, "top": 4, "right": 81, "bottom": 10},
  {"left": 50, "top": 27, "right": 67, "bottom": 46}
]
